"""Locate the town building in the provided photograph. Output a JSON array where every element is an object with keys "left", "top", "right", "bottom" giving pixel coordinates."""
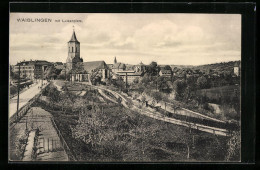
[
  {"left": 13, "top": 60, "right": 52, "bottom": 79},
  {"left": 233, "top": 62, "right": 240, "bottom": 76},
  {"left": 111, "top": 62, "right": 126, "bottom": 73},
  {"left": 134, "top": 62, "right": 146, "bottom": 72},
  {"left": 116, "top": 70, "right": 144, "bottom": 84},
  {"left": 159, "top": 69, "right": 172, "bottom": 78}
]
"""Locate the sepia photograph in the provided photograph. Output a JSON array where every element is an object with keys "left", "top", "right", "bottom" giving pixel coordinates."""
[{"left": 9, "top": 13, "right": 241, "bottom": 162}]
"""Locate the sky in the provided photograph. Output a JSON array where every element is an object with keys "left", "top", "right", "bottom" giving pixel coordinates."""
[{"left": 9, "top": 13, "right": 241, "bottom": 66}]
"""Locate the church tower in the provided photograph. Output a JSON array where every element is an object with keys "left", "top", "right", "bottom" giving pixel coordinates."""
[
  {"left": 114, "top": 56, "right": 117, "bottom": 64},
  {"left": 66, "top": 28, "right": 82, "bottom": 71}
]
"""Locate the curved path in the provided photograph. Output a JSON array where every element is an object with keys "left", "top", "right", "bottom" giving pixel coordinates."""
[{"left": 88, "top": 84, "right": 229, "bottom": 136}]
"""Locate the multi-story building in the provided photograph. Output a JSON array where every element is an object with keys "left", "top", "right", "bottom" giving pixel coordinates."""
[
  {"left": 159, "top": 69, "right": 172, "bottom": 78},
  {"left": 13, "top": 60, "right": 52, "bottom": 79},
  {"left": 116, "top": 70, "right": 143, "bottom": 84}
]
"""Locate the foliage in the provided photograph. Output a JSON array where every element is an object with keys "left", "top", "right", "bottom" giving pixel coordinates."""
[
  {"left": 10, "top": 85, "right": 18, "bottom": 95},
  {"left": 57, "top": 73, "right": 66, "bottom": 80},
  {"left": 225, "top": 131, "right": 240, "bottom": 161},
  {"left": 173, "top": 79, "right": 187, "bottom": 99},
  {"left": 44, "top": 65, "right": 62, "bottom": 80},
  {"left": 10, "top": 68, "right": 20, "bottom": 80},
  {"left": 151, "top": 91, "right": 163, "bottom": 103},
  {"left": 164, "top": 65, "right": 172, "bottom": 70},
  {"left": 156, "top": 76, "right": 170, "bottom": 92},
  {"left": 146, "top": 61, "right": 160, "bottom": 76},
  {"left": 197, "top": 76, "right": 208, "bottom": 89}
]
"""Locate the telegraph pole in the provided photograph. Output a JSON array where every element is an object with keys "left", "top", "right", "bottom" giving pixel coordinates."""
[
  {"left": 64, "top": 64, "right": 67, "bottom": 81},
  {"left": 16, "top": 63, "right": 20, "bottom": 120},
  {"left": 41, "top": 66, "right": 43, "bottom": 87},
  {"left": 125, "top": 72, "right": 128, "bottom": 89}
]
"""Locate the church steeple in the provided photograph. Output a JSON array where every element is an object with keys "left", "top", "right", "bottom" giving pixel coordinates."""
[
  {"left": 66, "top": 26, "right": 81, "bottom": 71},
  {"left": 69, "top": 28, "right": 79, "bottom": 43},
  {"left": 114, "top": 56, "right": 117, "bottom": 64}
]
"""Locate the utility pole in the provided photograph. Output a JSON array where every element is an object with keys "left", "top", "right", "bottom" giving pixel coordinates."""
[
  {"left": 64, "top": 64, "right": 67, "bottom": 81},
  {"left": 16, "top": 64, "right": 20, "bottom": 120},
  {"left": 125, "top": 72, "right": 128, "bottom": 89},
  {"left": 41, "top": 66, "right": 43, "bottom": 88}
]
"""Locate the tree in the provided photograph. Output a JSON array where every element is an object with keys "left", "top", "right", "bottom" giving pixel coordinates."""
[
  {"left": 141, "top": 73, "right": 151, "bottom": 84},
  {"left": 44, "top": 65, "right": 62, "bottom": 80},
  {"left": 151, "top": 91, "right": 163, "bottom": 103},
  {"left": 197, "top": 76, "right": 208, "bottom": 89},
  {"left": 173, "top": 79, "right": 187, "bottom": 99},
  {"left": 156, "top": 76, "right": 170, "bottom": 92},
  {"left": 10, "top": 67, "right": 20, "bottom": 80},
  {"left": 48, "top": 86, "right": 60, "bottom": 104},
  {"left": 147, "top": 61, "right": 160, "bottom": 76},
  {"left": 164, "top": 65, "right": 172, "bottom": 70}
]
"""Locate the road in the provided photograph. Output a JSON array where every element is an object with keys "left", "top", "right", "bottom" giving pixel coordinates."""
[{"left": 9, "top": 80, "right": 48, "bottom": 118}]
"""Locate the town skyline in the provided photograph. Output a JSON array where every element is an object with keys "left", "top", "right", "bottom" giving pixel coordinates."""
[{"left": 10, "top": 13, "right": 241, "bottom": 66}]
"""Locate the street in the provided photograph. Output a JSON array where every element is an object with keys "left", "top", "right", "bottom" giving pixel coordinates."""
[{"left": 9, "top": 80, "right": 48, "bottom": 118}]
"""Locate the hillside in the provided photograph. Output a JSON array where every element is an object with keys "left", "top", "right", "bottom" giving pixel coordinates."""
[{"left": 193, "top": 61, "right": 240, "bottom": 73}]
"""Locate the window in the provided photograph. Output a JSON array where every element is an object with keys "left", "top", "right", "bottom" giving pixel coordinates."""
[
  {"left": 72, "top": 47, "right": 74, "bottom": 52},
  {"left": 76, "top": 47, "right": 77, "bottom": 52}
]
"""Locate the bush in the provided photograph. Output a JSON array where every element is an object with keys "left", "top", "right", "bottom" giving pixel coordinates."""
[{"left": 10, "top": 86, "right": 17, "bottom": 95}]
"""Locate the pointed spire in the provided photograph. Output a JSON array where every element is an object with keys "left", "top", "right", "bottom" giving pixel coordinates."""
[
  {"left": 69, "top": 26, "right": 79, "bottom": 43},
  {"left": 114, "top": 56, "right": 117, "bottom": 64}
]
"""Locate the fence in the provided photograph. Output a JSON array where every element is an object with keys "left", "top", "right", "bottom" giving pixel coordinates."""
[
  {"left": 37, "top": 137, "right": 63, "bottom": 154},
  {"left": 9, "top": 83, "right": 51, "bottom": 128},
  {"left": 50, "top": 118, "right": 77, "bottom": 161},
  {"left": 9, "top": 93, "right": 41, "bottom": 128},
  {"left": 136, "top": 104, "right": 231, "bottom": 137}
]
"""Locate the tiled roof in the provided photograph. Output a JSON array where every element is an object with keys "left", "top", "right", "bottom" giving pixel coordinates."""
[
  {"left": 16, "top": 60, "right": 51, "bottom": 66},
  {"left": 82, "top": 61, "right": 108, "bottom": 72}
]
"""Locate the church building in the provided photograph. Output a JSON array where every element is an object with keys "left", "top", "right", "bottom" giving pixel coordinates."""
[
  {"left": 66, "top": 28, "right": 83, "bottom": 71},
  {"left": 66, "top": 28, "right": 110, "bottom": 83}
]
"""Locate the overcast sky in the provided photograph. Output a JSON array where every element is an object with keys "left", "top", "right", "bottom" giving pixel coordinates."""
[{"left": 9, "top": 13, "right": 241, "bottom": 66}]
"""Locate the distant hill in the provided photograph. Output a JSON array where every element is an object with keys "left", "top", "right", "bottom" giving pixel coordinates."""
[
  {"left": 192, "top": 61, "right": 240, "bottom": 73},
  {"left": 158, "top": 61, "right": 240, "bottom": 73}
]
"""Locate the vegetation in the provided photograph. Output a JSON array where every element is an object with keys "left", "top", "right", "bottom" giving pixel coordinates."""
[
  {"left": 125, "top": 61, "right": 240, "bottom": 122},
  {"left": 34, "top": 83, "right": 237, "bottom": 161}
]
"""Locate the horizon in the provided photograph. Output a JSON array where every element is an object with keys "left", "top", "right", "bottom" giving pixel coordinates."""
[
  {"left": 10, "top": 59, "right": 240, "bottom": 67},
  {"left": 10, "top": 13, "right": 241, "bottom": 66}
]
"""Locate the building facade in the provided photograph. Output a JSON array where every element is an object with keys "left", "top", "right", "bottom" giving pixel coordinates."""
[
  {"left": 13, "top": 60, "right": 52, "bottom": 79},
  {"left": 116, "top": 70, "right": 143, "bottom": 84}
]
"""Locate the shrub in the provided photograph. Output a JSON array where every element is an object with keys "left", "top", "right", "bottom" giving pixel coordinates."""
[{"left": 10, "top": 85, "right": 17, "bottom": 95}]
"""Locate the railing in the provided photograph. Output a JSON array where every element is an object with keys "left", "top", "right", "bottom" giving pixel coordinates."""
[
  {"left": 50, "top": 118, "right": 77, "bottom": 161},
  {"left": 9, "top": 83, "right": 50, "bottom": 129},
  {"left": 135, "top": 105, "right": 231, "bottom": 137}
]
